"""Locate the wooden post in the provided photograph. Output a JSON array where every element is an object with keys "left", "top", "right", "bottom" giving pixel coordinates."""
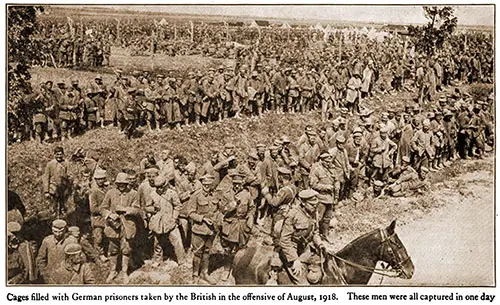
[{"left": 190, "top": 21, "right": 194, "bottom": 42}]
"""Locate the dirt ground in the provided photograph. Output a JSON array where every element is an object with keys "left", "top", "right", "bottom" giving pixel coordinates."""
[{"left": 369, "top": 162, "right": 495, "bottom": 286}]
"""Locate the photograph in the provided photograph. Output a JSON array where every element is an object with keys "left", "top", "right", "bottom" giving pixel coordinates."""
[{"left": 6, "top": 4, "right": 494, "bottom": 286}]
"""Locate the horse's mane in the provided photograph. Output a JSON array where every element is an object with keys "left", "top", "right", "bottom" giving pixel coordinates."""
[{"left": 335, "top": 227, "right": 383, "bottom": 257}]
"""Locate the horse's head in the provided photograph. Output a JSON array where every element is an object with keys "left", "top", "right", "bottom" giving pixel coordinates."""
[{"left": 378, "top": 220, "right": 414, "bottom": 279}]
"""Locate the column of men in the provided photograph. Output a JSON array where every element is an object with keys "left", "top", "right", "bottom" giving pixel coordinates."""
[
  {"left": 20, "top": 57, "right": 377, "bottom": 144},
  {"left": 8, "top": 91, "right": 493, "bottom": 284}
]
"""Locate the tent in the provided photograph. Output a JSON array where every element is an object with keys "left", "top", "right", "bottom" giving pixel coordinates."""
[
  {"left": 159, "top": 18, "right": 168, "bottom": 26},
  {"left": 360, "top": 26, "right": 368, "bottom": 34},
  {"left": 248, "top": 20, "right": 260, "bottom": 28},
  {"left": 314, "top": 23, "right": 324, "bottom": 31},
  {"left": 281, "top": 22, "right": 291, "bottom": 29}
]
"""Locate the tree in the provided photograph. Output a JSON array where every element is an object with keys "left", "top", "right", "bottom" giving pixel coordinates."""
[
  {"left": 8, "top": 6, "right": 43, "bottom": 116},
  {"left": 407, "top": 6, "right": 458, "bottom": 56}
]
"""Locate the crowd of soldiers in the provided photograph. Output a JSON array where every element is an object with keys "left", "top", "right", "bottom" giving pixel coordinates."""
[
  {"left": 8, "top": 82, "right": 494, "bottom": 284},
  {"left": 10, "top": 28, "right": 494, "bottom": 144}
]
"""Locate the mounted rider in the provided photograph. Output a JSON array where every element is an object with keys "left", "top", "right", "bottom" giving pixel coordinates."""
[{"left": 277, "top": 189, "right": 344, "bottom": 285}]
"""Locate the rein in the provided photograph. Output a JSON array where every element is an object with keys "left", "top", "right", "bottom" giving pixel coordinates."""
[{"left": 331, "top": 229, "right": 408, "bottom": 279}]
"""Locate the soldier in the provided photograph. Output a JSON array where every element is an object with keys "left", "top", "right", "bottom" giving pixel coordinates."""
[
  {"left": 56, "top": 82, "right": 74, "bottom": 140},
  {"left": 386, "top": 156, "right": 423, "bottom": 197},
  {"left": 298, "top": 129, "right": 321, "bottom": 189},
  {"left": 180, "top": 71, "right": 200, "bottom": 125},
  {"left": 122, "top": 88, "right": 138, "bottom": 139},
  {"left": 371, "top": 128, "right": 397, "bottom": 182},
  {"left": 411, "top": 119, "right": 434, "bottom": 172},
  {"left": 201, "top": 72, "right": 217, "bottom": 124},
  {"left": 309, "top": 152, "right": 336, "bottom": 236},
  {"left": 287, "top": 70, "right": 300, "bottom": 113},
  {"left": 329, "top": 135, "right": 351, "bottom": 202},
  {"left": 163, "top": 78, "right": 182, "bottom": 129},
  {"left": 457, "top": 102, "right": 471, "bottom": 159},
  {"left": 248, "top": 71, "right": 264, "bottom": 117},
  {"left": 319, "top": 77, "right": 336, "bottom": 122},
  {"left": 271, "top": 67, "right": 287, "bottom": 114},
  {"left": 299, "top": 70, "right": 316, "bottom": 112},
  {"left": 346, "top": 71, "right": 362, "bottom": 115},
  {"left": 100, "top": 172, "right": 141, "bottom": 218},
  {"left": 42, "top": 80, "right": 60, "bottom": 139},
  {"left": 88, "top": 169, "right": 108, "bottom": 260},
  {"left": 361, "top": 60, "right": 375, "bottom": 99},
  {"left": 220, "top": 71, "right": 234, "bottom": 119},
  {"left": 66, "top": 226, "right": 101, "bottom": 263},
  {"left": 174, "top": 161, "right": 201, "bottom": 249},
  {"left": 146, "top": 174, "right": 186, "bottom": 265},
  {"left": 43, "top": 146, "right": 72, "bottom": 218},
  {"left": 144, "top": 79, "right": 161, "bottom": 131},
  {"left": 442, "top": 109, "right": 458, "bottom": 164},
  {"left": 36, "top": 219, "right": 71, "bottom": 283},
  {"left": 188, "top": 174, "right": 222, "bottom": 285},
  {"left": 103, "top": 205, "right": 136, "bottom": 284},
  {"left": 262, "top": 167, "right": 297, "bottom": 240},
  {"left": 232, "top": 65, "right": 249, "bottom": 119},
  {"left": 220, "top": 172, "right": 255, "bottom": 252},
  {"left": 278, "top": 189, "right": 340, "bottom": 285},
  {"left": 345, "top": 128, "right": 368, "bottom": 198},
  {"left": 469, "top": 103, "right": 486, "bottom": 158},
  {"left": 48, "top": 243, "right": 96, "bottom": 284},
  {"left": 31, "top": 85, "right": 50, "bottom": 143},
  {"left": 83, "top": 89, "right": 99, "bottom": 129},
  {"left": 7, "top": 222, "right": 27, "bottom": 284}
]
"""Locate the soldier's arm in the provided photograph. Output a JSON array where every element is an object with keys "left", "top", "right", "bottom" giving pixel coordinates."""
[
  {"left": 35, "top": 239, "right": 48, "bottom": 277},
  {"left": 279, "top": 215, "right": 299, "bottom": 262},
  {"left": 265, "top": 188, "right": 286, "bottom": 208},
  {"left": 100, "top": 191, "right": 112, "bottom": 219},
  {"left": 309, "top": 167, "right": 333, "bottom": 192},
  {"left": 298, "top": 146, "right": 311, "bottom": 170},
  {"left": 83, "top": 264, "right": 96, "bottom": 285},
  {"left": 171, "top": 190, "right": 182, "bottom": 221},
  {"left": 127, "top": 192, "right": 142, "bottom": 216},
  {"left": 187, "top": 193, "right": 203, "bottom": 223},
  {"left": 88, "top": 189, "right": 101, "bottom": 215},
  {"left": 42, "top": 163, "right": 51, "bottom": 194},
  {"left": 143, "top": 192, "right": 156, "bottom": 214}
]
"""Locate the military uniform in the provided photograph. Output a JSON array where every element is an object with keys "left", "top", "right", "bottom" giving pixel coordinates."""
[
  {"left": 187, "top": 175, "right": 222, "bottom": 284},
  {"left": 220, "top": 182, "right": 254, "bottom": 249},
  {"left": 43, "top": 153, "right": 71, "bottom": 217},
  {"left": 36, "top": 221, "right": 71, "bottom": 282},
  {"left": 309, "top": 156, "right": 336, "bottom": 235},
  {"left": 145, "top": 176, "right": 185, "bottom": 264},
  {"left": 278, "top": 190, "right": 333, "bottom": 285}
]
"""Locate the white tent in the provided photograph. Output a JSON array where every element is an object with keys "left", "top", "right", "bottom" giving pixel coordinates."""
[
  {"left": 248, "top": 20, "right": 259, "bottom": 28},
  {"left": 159, "top": 18, "right": 168, "bottom": 26},
  {"left": 360, "top": 27, "right": 368, "bottom": 34},
  {"left": 281, "top": 22, "right": 291, "bottom": 29},
  {"left": 314, "top": 23, "right": 324, "bottom": 31}
]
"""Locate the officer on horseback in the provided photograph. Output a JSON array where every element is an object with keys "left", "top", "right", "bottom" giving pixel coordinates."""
[{"left": 277, "top": 189, "right": 342, "bottom": 285}]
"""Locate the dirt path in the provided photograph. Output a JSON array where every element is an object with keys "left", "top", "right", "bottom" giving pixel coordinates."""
[{"left": 369, "top": 169, "right": 495, "bottom": 286}]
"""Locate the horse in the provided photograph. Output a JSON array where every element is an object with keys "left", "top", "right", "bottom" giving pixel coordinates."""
[{"left": 232, "top": 220, "right": 414, "bottom": 285}]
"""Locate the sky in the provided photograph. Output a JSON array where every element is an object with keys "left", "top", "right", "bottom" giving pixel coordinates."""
[{"left": 108, "top": 5, "right": 494, "bottom": 27}]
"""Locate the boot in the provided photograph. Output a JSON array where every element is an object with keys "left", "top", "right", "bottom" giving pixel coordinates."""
[
  {"left": 106, "top": 255, "right": 118, "bottom": 283},
  {"left": 120, "top": 255, "right": 130, "bottom": 284},
  {"left": 200, "top": 254, "right": 216, "bottom": 285},
  {"left": 192, "top": 255, "right": 202, "bottom": 284}
]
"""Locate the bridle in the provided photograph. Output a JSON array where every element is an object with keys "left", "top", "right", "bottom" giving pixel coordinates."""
[{"left": 331, "top": 228, "right": 411, "bottom": 279}]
